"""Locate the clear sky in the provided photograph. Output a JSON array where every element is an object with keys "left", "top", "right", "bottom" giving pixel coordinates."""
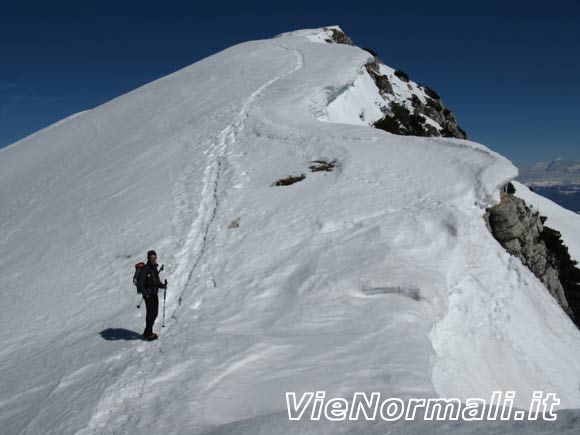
[{"left": 1, "top": 0, "right": 578, "bottom": 165}]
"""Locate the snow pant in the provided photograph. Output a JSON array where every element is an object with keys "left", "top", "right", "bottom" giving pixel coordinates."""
[{"left": 143, "top": 293, "right": 159, "bottom": 336}]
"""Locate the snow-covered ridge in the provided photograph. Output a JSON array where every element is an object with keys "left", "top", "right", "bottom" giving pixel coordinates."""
[
  {"left": 294, "top": 26, "right": 467, "bottom": 140},
  {"left": 0, "top": 27, "right": 579, "bottom": 434}
]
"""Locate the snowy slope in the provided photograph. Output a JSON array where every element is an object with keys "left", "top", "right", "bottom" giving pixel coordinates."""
[
  {"left": 512, "top": 181, "right": 580, "bottom": 262},
  {"left": 1, "top": 26, "right": 580, "bottom": 434}
]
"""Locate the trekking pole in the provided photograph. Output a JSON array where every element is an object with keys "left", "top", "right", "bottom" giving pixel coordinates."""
[
  {"left": 162, "top": 279, "right": 167, "bottom": 327},
  {"left": 136, "top": 296, "right": 143, "bottom": 309}
]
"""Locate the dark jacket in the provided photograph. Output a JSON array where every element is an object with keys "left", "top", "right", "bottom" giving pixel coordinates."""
[{"left": 137, "top": 262, "right": 165, "bottom": 296}]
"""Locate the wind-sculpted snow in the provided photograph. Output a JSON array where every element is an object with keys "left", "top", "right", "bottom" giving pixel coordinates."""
[{"left": 0, "top": 26, "right": 579, "bottom": 435}]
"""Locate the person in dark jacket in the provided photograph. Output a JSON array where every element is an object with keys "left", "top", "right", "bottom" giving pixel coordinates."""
[{"left": 137, "top": 250, "right": 167, "bottom": 341}]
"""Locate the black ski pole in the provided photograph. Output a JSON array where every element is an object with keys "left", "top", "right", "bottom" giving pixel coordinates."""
[
  {"left": 162, "top": 279, "right": 167, "bottom": 327},
  {"left": 137, "top": 296, "right": 143, "bottom": 309}
]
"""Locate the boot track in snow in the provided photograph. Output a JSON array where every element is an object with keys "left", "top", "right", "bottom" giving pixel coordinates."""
[
  {"left": 169, "top": 41, "right": 304, "bottom": 320},
  {"left": 81, "top": 41, "right": 304, "bottom": 435}
]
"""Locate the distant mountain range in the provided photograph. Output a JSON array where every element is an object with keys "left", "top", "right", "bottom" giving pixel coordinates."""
[{"left": 518, "top": 159, "right": 580, "bottom": 214}]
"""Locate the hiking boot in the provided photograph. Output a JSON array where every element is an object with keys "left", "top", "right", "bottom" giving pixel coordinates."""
[{"left": 143, "top": 332, "right": 158, "bottom": 341}]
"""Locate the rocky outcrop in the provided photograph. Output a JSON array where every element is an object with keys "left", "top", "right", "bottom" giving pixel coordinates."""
[
  {"left": 409, "top": 92, "right": 467, "bottom": 139},
  {"left": 322, "top": 27, "right": 466, "bottom": 140},
  {"left": 487, "top": 192, "right": 572, "bottom": 316},
  {"left": 364, "top": 58, "right": 393, "bottom": 96},
  {"left": 323, "top": 27, "right": 354, "bottom": 46},
  {"left": 365, "top": 55, "right": 467, "bottom": 140}
]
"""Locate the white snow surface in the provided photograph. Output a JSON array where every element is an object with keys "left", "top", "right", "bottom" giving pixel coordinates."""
[{"left": 1, "top": 27, "right": 580, "bottom": 434}]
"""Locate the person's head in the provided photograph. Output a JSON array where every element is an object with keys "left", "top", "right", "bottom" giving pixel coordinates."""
[{"left": 147, "top": 250, "right": 157, "bottom": 264}]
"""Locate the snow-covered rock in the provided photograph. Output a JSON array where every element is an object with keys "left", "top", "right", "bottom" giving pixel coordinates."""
[
  {"left": 513, "top": 181, "right": 580, "bottom": 262},
  {"left": 0, "top": 26, "right": 579, "bottom": 434},
  {"left": 318, "top": 27, "right": 467, "bottom": 139},
  {"left": 488, "top": 192, "right": 571, "bottom": 313}
]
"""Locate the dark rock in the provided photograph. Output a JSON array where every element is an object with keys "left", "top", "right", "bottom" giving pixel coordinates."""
[
  {"left": 324, "top": 27, "right": 354, "bottom": 46},
  {"left": 394, "top": 69, "right": 410, "bottom": 82},
  {"left": 367, "top": 65, "right": 467, "bottom": 139},
  {"left": 373, "top": 103, "right": 434, "bottom": 137},
  {"left": 422, "top": 85, "right": 440, "bottom": 100},
  {"left": 365, "top": 60, "right": 393, "bottom": 96},
  {"left": 362, "top": 47, "right": 379, "bottom": 57}
]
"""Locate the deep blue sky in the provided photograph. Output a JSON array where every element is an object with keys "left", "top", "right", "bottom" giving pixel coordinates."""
[{"left": 1, "top": 0, "right": 578, "bottom": 165}]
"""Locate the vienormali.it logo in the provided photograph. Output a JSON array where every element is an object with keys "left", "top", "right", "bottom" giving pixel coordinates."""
[{"left": 285, "top": 391, "right": 560, "bottom": 422}]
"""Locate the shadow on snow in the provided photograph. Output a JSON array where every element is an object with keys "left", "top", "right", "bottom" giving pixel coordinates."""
[{"left": 99, "top": 328, "right": 144, "bottom": 341}]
